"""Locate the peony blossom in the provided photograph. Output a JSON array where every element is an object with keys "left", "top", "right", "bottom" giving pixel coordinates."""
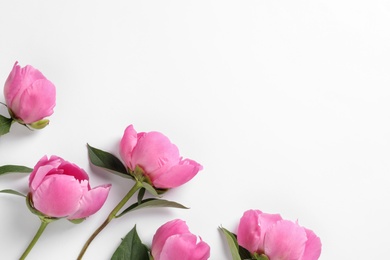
[
  {"left": 28, "top": 155, "right": 111, "bottom": 220},
  {"left": 151, "top": 219, "right": 210, "bottom": 260},
  {"left": 119, "top": 124, "right": 203, "bottom": 189},
  {"left": 237, "top": 209, "right": 321, "bottom": 260},
  {"left": 4, "top": 61, "right": 56, "bottom": 126}
]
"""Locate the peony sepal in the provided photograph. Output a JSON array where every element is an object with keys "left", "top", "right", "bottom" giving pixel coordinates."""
[
  {"left": 29, "top": 119, "right": 50, "bottom": 130},
  {"left": 25, "top": 193, "right": 60, "bottom": 222},
  {"left": 68, "top": 218, "right": 86, "bottom": 224}
]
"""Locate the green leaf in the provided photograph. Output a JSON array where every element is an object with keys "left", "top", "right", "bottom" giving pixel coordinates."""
[
  {"left": 0, "top": 114, "right": 13, "bottom": 136},
  {"left": 111, "top": 225, "right": 149, "bottom": 260},
  {"left": 137, "top": 188, "right": 146, "bottom": 204},
  {"left": 116, "top": 198, "right": 188, "bottom": 218},
  {"left": 220, "top": 227, "right": 242, "bottom": 260},
  {"left": 87, "top": 144, "right": 131, "bottom": 179},
  {"left": 0, "top": 165, "right": 33, "bottom": 175},
  {"left": 0, "top": 189, "right": 26, "bottom": 197}
]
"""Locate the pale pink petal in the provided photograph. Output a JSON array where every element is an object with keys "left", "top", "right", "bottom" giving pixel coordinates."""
[
  {"left": 17, "top": 78, "right": 56, "bottom": 123},
  {"left": 131, "top": 132, "right": 180, "bottom": 179},
  {"left": 237, "top": 209, "right": 263, "bottom": 253},
  {"left": 257, "top": 212, "right": 283, "bottom": 252},
  {"left": 68, "top": 184, "right": 111, "bottom": 220},
  {"left": 32, "top": 175, "right": 83, "bottom": 217},
  {"left": 119, "top": 125, "right": 139, "bottom": 168},
  {"left": 152, "top": 159, "right": 202, "bottom": 188},
  {"left": 301, "top": 228, "right": 322, "bottom": 260},
  {"left": 159, "top": 234, "right": 210, "bottom": 260},
  {"left": 264, "top": 220, "right": 307, "bottom": 260},
  {"left": 152, "top": 219, "right": 190, "bottom": 260}
]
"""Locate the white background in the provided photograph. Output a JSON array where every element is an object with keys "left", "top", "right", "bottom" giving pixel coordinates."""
[{"left": 0, "top": 1, "right": 389, "bottom": 259}]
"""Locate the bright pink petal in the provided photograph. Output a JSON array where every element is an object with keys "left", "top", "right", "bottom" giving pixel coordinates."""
[
  {"left": 119, "top": 125, "right": 139, "bottom": 169},
  {"left": 264, "top": 220, "right": 307, "bottom": 260},
  {"left": 159, "top": 234, "right": 210, "bottom": 260},
  {"left": 152, "top": 159, "right": 202, "bottom": 189},
  {"left": 237, "top": 210, "right": 263, "bottom": 253},
  {"left": 152, "top": 219, "right": 190, "bottom": 260},
  {"left": 4, "top": 62, "right": 21, "bottom": 105},
  {"left": 29, "top": 156, "right": 63, "bottom": 191},
  {"left": 301, "top": 228, "right": 322, "bottom": 260},
  {"left": 68, "top": 184, "right": 111, "bottom": 220},
  {"left": 4, "top": 62, "right": 45, "bottom": 106},
  {"left": 131, "top": 131, "right": 180, "bottom": 179},
  {"left": 32, "top": 175, "right": 83, "bottom": 217},
  {"left": 17, "top": 78, "right": 55, "bottom": 123},
  {"left": 58, "top": 161, "right": 89, "bottom": 182}
]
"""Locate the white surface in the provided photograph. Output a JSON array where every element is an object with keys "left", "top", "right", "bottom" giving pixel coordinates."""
[{"left": 1, "top": 1, "right": 389, "bottom": 259}]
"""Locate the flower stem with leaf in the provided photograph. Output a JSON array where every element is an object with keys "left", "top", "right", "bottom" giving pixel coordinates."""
[
  {"left": 78, "top": 145, "right": 188, "bottom": 259},
  {"left": 77, "top": 180, "right": 143, "bottom": 259}
]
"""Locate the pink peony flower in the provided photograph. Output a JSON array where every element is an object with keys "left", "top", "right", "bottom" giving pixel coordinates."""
[
  {"left": 28, "top": 155, "right": 111, "bottom": 220},
  {"left": 4, "top": 61, "right": 56, "bottom": 126},
  {"left": 119, "top": 124, "right": 203, "bottom": 189},
  {"left": 237, "top": 210, "right": 322, "bottom": 260},
  {"left": 151, "top": 219, "right": 210, "bottom": 260}
]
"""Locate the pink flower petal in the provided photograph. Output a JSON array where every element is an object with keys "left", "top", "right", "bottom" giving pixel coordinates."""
[
  {"left": 159, "top": 234, "right": 210, "bottom": 260},
  {"left": 58, "top": 161, "right": 89, "bottom": 182},
  {"left": 152, "top": 159, "right": 202, "bottom": 189},
  {"left": 152, "top": 219, "right": 190, "bottom": 260},
  {"left": 264, "top": 220, "right": 307, "bottom": 260},
  {"left": 237, "top": 210, "right": 263, "bottom": 253},
  {"left": 131, "top": 131, "right": 180, "bottom": 179},
  {"left": 32, "top": 175, "right": 83, "bottom": 218},
  {"left": 17, "top": 78, "right": 56, "bottom": 123},
  {"left": 119, "top": 125, "right": 139, "bottom": 168},
  {"left": 257, "top": 212, "right": 283, "bottom": 252},
  {"left": 301, "top": 228, "right": 322, "bottom": 260},
  {"left": 4, "top": 62, "right": 45, "bottom": 106},
  {"left": 29, "top": 156, "right": 62, "bottom": 191},
  {"left": 68, "top": 184, "right": 111, "bottom": 220}
]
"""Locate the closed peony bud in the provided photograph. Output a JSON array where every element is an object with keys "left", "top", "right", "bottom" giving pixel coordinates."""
[
  {"left": 119, "top": 125, "right": 203, "bottom": 189},
  {"left": 28, "top": 155, "right": 111, "bottom": 220},
  {"left": 4, "top": 62, "right": 56, "bottom": 127},
  {"left": 151, "top": 219, "right": 210, "bottom": 260},
  {"left": 237, "top": 210, "right": 322, "bottom": 260}
]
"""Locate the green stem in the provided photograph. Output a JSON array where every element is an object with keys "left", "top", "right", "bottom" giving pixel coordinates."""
[
  {"left": 20, "top": 220, "right": 49, "bottom": 260},
  {"left": 77, "top": 180, "right": 143, "bottom": 260}
]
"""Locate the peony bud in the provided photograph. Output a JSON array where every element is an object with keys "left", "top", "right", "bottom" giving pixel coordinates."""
[
  {"left": 151, "top": 219, "right": 210, "bottom": 260},
  {"left": 237, "top": 209, "right": 322, "bottom": 260},
  {"left": 28, "top": 155, "right": 111, "bottom": 220},
  {"left": 3, "top": 62, "right": 56, "bottom": 127},
  {"left": 119, "top": 125, "right": 203, "bottom": 189}
]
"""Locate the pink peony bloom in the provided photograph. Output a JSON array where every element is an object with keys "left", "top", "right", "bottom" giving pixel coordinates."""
[
  {"left": 151, "top": 219, "right": 210, "bottom": 260},
  {"left": 28, "top": 155, "right": 111, "bottom": 220},
  {"left": 119, "top": 125, "right": 203, "bottom": 189},
  {"left": 237, "top": 210, "right": 321, "bottom": 260},
  {"left": 4, "top": 61, "right": 56, "bottom": 125}
]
